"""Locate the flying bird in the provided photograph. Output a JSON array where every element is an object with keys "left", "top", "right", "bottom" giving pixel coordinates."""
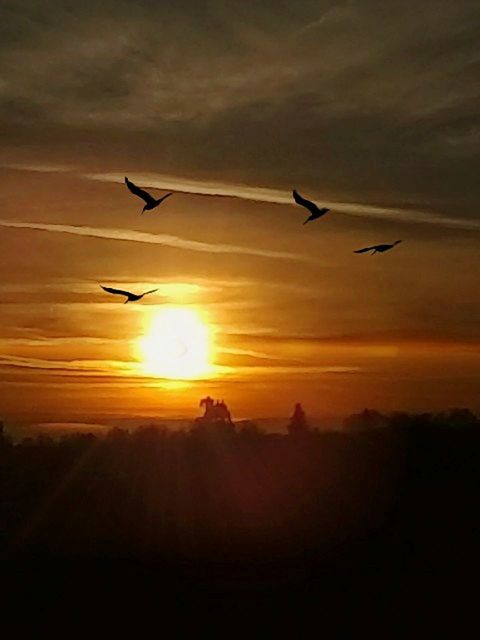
[
  {"left": 293, "top": 190, "right": 330, "bottom": 225},
  {"left": 125, "top": 177, "right": 173, "bottom": 214},
  {"left": 101, "top": 285, "right": 158, "bottom": 303},
  {"left": 354, "top": 240, "right": 402, "bottom": 255}
]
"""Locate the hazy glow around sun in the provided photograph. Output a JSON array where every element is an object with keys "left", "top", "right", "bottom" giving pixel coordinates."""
[{"left": 138, "top": 307, "right": 214, "bottom": 379}]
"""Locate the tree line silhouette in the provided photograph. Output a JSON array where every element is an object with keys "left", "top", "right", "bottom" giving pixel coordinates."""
[
  {"left": 1, "top": 406, "right": 479, "bottom": 558},
  {"left": 1, "top": 407, "right": 479, "bottom": 628}
]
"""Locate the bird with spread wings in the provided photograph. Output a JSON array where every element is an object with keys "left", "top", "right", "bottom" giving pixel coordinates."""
[
  {"left": 293, "top": 190, "right": 330, "bottom": 225},
  {"left": 125, "top": 177, "right": 173, "bottom": 214},
  {"left": 354, "top": 240, "right": 402, "bottom": 255},
  {"left": 101, "top": 286, "right": 158, "bottom": 303}
]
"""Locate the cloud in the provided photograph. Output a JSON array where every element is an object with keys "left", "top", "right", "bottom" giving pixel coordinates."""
[
  {"left": 0, "top": 354, "right": 361, "bottom": 382},
  {"left": 0, "top": 218, "right": 309, "bottom": 262},
  {"left": 0, "top": 354, "right": 134, "bottom": 375},
  {"left": 219, "top": 346, "right": 304, "bottom": 363},
  {"left": 5, "top": 162, "right": 76, "bottom": 173},
  {"left": 295, "top": 1, "right": 356, "bottom": 36},
  {"left": 220, "top": 364, "right": 362, "bottom": 377},
  {"left": 0, "top": 280, "right": 219, "bottom": 296},
  {"left": 0, "top": 0, "right": 478, "bottom": 218},
  {"left": 0, "top": 336, "right": 122, "bottom": 346},
  {"left": 86, "top": 171, "right": 480, "bottom": 231},
  {"left": 5, "top": 163, "right": 480, "bottom": 231}
]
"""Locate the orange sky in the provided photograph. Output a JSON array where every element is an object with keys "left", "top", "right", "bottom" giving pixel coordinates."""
[
  {"left": 0, "top": 164, "right": 478, "bottom": 425},
  {"left": 0, "top": 1, "right": 479, "bottom": 426}
]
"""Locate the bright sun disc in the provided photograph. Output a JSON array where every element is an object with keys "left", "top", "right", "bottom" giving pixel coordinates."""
[{"left": 138, "top": 307, "right": 213, "bottom": 379}]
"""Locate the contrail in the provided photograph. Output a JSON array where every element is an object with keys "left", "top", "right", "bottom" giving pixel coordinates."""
[
  {"left": 4, "top": 163, "right": 479, "bottom": 231},
  {"left": 85, "top": 171, "right": 480, "bottom": 231},
  {"left": 0, "top": 219, "right": 310, "bottom": 262}
]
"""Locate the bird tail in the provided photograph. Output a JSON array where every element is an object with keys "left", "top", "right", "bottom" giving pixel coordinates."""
[{"left": 303, "top": 218, "right": 310, "bottom": 225}]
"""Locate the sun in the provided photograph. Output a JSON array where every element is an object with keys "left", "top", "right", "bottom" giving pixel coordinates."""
[{"left": 138, "top": 307, "right": 214, "bottom": 379}]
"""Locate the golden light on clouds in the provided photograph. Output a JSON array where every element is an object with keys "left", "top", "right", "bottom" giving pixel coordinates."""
[{"left": 138, "top": 307, "right": 214, "bottom": 380}]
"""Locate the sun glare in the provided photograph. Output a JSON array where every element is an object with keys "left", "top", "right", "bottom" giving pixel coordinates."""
[{"left": 138, "top": 307, "right": 214, "bottom": 379}]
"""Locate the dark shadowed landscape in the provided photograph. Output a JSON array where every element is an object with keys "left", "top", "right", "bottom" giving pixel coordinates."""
[{"left": 2, "top": 406, "right": 480, "bottom": 631}]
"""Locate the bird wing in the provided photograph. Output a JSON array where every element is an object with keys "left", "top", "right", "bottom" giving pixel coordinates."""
[
  {"left": 142, "top": 288, "right": 158, "bottom": 296},
  {"left": 157, "top": 192, "right": 173, "bottom": 205},
  {"left": 125, "top": 177, "right": 156, "bottom": 205},
  {"left": 101, "top": 286, "right": 132, "bottom": 297},
  {"left": 293, "top": 189, "right": 319, "bottom": 215},
  {"left": 354, "top": 246, "right": 376, "bottom": 254}
]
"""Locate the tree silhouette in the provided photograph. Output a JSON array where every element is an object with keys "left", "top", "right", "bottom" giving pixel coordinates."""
[{"left": 287, "top": 403, "right": 310, "bottom": 435}]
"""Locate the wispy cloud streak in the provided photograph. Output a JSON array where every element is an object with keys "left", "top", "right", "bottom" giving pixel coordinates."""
[
  {"left": 0, "top": 354, "right": 135, "bottom": 374},
  {"left": 82, "top": 171, "right": 480, "bottom": 232},
  {"left": 0, "top": 219, "right": 308, "bottom": 262},
  {"left": 4, "top": 164, "right": 479, "bottom": 231},
  {"left": 0, "top": 354, "right": 361, "bottom": 380}
]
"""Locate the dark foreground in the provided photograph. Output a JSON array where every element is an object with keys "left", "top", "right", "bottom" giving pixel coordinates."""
[{"left": 1, "top": 414, "right": 479, "bottom": 631}]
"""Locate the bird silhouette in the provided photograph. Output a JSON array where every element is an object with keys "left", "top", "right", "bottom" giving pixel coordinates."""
[
  {"left": 101, "top": 285, "right": 158, "bottom": 303},
  {"left": 125, "top": 177, "right": 173, "bottom": 214},
  {"left": 354, "top": 240, "right": 402, "bottom": 255},
  {"left": 293, "top": 190, "right": 330, "bottom": 224}
]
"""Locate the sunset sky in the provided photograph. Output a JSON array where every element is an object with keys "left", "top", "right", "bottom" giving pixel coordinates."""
[{"left": 0, "top": 0, "right": 479, "bottom": 427}]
